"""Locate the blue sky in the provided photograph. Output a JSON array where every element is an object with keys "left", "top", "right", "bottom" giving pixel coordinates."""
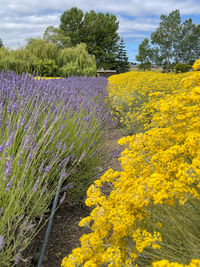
[{"left": 1, "top": 0, "right": 200, "bottom": 62}]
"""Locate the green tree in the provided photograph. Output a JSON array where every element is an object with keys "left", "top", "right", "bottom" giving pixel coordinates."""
[
  {"left": 43, "top": 26, "right": 72, "bottom": 49},
  {"left": 136, "top": 38, "right": 153, "bottom": 71},
  {"left": 56, "top": 43, "right": 96, "bottom": 77},
  {"left": 151, "top": 9, "right": 181, "bottom": 72},
  {"left": 60, "top": 7, "right": 84, "bottom": 46},
  {"left": 0, "top": 39, "right": 3, "bottom": 48},
  {"left": 82, "top": 10, "right": 119, "bottom": 69},
  {"left": 25, "top": 38, "right": 57, "bottom": 60},
  {"left": 116, "top": 38, "right": 129, "bottom": 73},
  {"left": 59, "top": 7, "right": 120, "bottom": 69},
  {"left": 177, "top": 19, "right": 200, "bottom": 65}
]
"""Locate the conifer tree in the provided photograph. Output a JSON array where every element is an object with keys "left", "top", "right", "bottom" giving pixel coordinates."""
[{"left": 116, "top": 38, "right": 129, "bottom": 73}]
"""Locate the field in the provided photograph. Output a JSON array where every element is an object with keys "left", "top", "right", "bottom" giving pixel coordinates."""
[{"left": 1, "top": 59, "right": 200, "bottom": 267}]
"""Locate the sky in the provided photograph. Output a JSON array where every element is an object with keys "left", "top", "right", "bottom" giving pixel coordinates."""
[{"left": 1, "top": 0, "right": 200, "bottom": 62}]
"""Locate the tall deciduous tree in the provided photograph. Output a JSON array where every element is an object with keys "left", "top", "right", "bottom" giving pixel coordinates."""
[
  {"left": 116, "top": 38, "right": 129, "bottom": 73},
  {"left": 43, "top": 26, "right": 72, "bottom": 49},
  {"left": 60, "top": 7, "right": 84, "bottom": 46},
  {"left": 136, "top": 38, "right": 154, "bottom": 71},
  {"left": 178, "top": 19, "right": 200, "bottom": 65},
  {"left": 82, "top": 11, "right": 120, "bottom": 69},
  {"left": 151, "top": 9, "right": 181, "bottom": 72},
  {"left": 59, "top": 7, "right": 120, "bottom": 69}
]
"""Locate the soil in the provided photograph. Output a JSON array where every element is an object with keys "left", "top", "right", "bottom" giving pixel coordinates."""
[{"left": 18, "top": 129, "right": 125, "bottom": 267}]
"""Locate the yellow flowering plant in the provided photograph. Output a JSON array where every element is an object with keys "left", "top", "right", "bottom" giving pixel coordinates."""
[
  {"left": 107, "top": 71, "right": 192, "bottom": 134},
  {"left": 61, "top": 60, "right": 200, "bottom": 266}
]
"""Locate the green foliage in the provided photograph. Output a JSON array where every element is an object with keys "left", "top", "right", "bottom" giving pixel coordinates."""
[
  {"left": 151, "top": 10, "right": 181, "bottom": 72},
  {"left": 60, "top": 7, "right": 84, "bottom": 46},
  {"left": 35, "top": 59, "right": 59, "bottom": 76},
  {"left": 0, "top": 44, "right": 59, "bottom": 76},
  {"left": 25, "top": 38, "right": 57, "bottom": 60},
  {"left": 136, "top": 38, "right": 154, "bottom": 71},
  {"left": 177, "top": 19, "right": 200, "bottom": 65},
  {"left": 0, "top": 38, "right": 96, "bottom": 77},
  {"left": 116, "top": 38, "right": 130, "bottom": 73},
  {"left": 174, "top": 62, "right": 192, "bottom": 73},
  {"left": 57, "top": 43, "right": 97, "bottom": 77},
  {"left": 0, "top": 47, "right": 36, "bottom": 74},
  {"left": 0, "top": 38, "right": 3, "bottom": 48},
  {"left": 43, "top": 26, "right": 72, "bottom": 49},
  {"left": 136, "top": 198, "right": 200, "bottom": 266},
  {"left": 137, "top": 10, "right": 200, "bottom": 72},
  {"left": 60, "top": 7, "right": 120, "bottom": 69}
]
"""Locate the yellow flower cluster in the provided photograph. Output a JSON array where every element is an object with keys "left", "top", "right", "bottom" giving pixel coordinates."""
[
  {"left": 192, "top": 59, "right": 200, "bottom": 71},
  {"left": 61, "top": 61, "right": 200, "bottom": 266},
  {"left": 152, "top": 259, "right": 200, "bottom": 267},
  {"left": 35, "top": 77, "right": 62, "bottom": 79},
  {"left": 107, "top": 71, "right": 192, "bottom": 134}
]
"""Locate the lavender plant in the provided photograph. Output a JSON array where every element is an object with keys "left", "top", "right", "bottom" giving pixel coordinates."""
[{"left": 0, "top": 70, "right": 112, "bottom": 266}]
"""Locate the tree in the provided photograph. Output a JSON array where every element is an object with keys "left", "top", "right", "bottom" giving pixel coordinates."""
[
  {"left": 60, "top": 7, "right": 84, "bottom": 46},
  {"left": 116, "top": 38, "right": 129, "bottom": 73},
  {"left": 43, "top": 26, "right": 72, "bottom": 49},
  {"left": 136, "top": 38, "right": 154, "bottom": 71},
  {"left": 59, "top": 7, "right": 120, "bottom": 69},
  {"left": 177, "top": 19, "right": 200, "bottom": 65},
  {"left": 56, "top": 43, "right": 96, "bottom": 77},
  {"left": 0, "top": 39, "right": 3, "bottom": 48},
  {"left": 25, "top": 38, "right": 57, "bottom": 60},
  {"left": 82, "top": 10, "right": 120, "bottom": 69},
  {"left": 151, "top": 10, "right": 181, "bottom": 72}
]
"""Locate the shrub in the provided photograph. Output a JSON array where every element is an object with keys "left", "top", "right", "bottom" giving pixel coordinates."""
[
  {"left": 174, "top": 62, "right": 192, "bottom": 73},
  {"left": 61, "top": 59, "right": 200, "bottom": 267}
]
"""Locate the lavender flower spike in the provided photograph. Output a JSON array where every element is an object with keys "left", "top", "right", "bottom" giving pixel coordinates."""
[
  {"left": 78, "top": 151, "right": 86, "bottom": 163},
  {"left": 60, "top": 192, "right": 66, "bottom": 205},
  {"left": 32, "top": 176, "right": 41, "bottom": 192},
  {"left": 14, "top": 249, "right": 22, "bottom": 264},
  {"left": 0, "top": 236, "right": 4, "bottom": 251},
  {"left": 6, "top": 176, "right": 15, "bottom": 191}
]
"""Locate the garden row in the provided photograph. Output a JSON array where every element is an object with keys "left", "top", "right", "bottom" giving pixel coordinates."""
[
  {"left": 61, "top": 60, "right": 200, "bottom": 266},
  {"left": 0, "top": 72, "right": 113, "bottom": 266}
]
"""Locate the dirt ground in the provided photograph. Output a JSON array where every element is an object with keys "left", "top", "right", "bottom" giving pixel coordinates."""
[{"left": 18, "top": 129, "right": 125, "bottom": 267}]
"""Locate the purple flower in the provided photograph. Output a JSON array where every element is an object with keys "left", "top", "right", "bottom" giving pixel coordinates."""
[
  {"left": 90, "top": 151, "right": 97, "bottom": 158},
  {"left": 0, "top": 145, "right": 3, "bottom": 153},
  {"left": 78, "top": 151, "right": 86, "bottom": 163},
  {"left": 62, "top": 182, "right": 73, "bottom": 191},
  {"left": 14, "top": 249, "right": 22, "bottom": 264},
  {"left": 25, "top": 151, "right": 33, "bottom": 172},
  {"left": 42, "top": 181, "right": 48, "bottom": 195},
  {"left": 6, "top": 176, "right": 15, "bottom": 191},
  {"left": 4, "top": 156, "right": 13, "bottom": 180},
  {"left": 5, "top": 132, "right": 15, "bottom": 150},
  {"left": 18, "top": 175, "right": 25, "bottom": 189},
  {"left": 0, "top": 236, "right": 4, "bottom": 251},
  {"left": 81, "top": 137, "right": 88, "bottom": 145},
  {"left": 44, "top": 166, "right": 50, "bottom": 173},
  {"left": 32, "top": 176, "right": 41, "bottom": 192},
  {"left": 23, "top": 134, "right": 31, "bottom": 149},
  {"left": 39, "top": 160, "right": 45, "bottom": 173},
  {"left": 18, "top": 152, "right": 22, "bottom": 166},
  {"left": 69, "top": 143, "right": 74, "bottom": 152},
  {"left": 59, "top": 192, "right": 66, "bottom": 205}
]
